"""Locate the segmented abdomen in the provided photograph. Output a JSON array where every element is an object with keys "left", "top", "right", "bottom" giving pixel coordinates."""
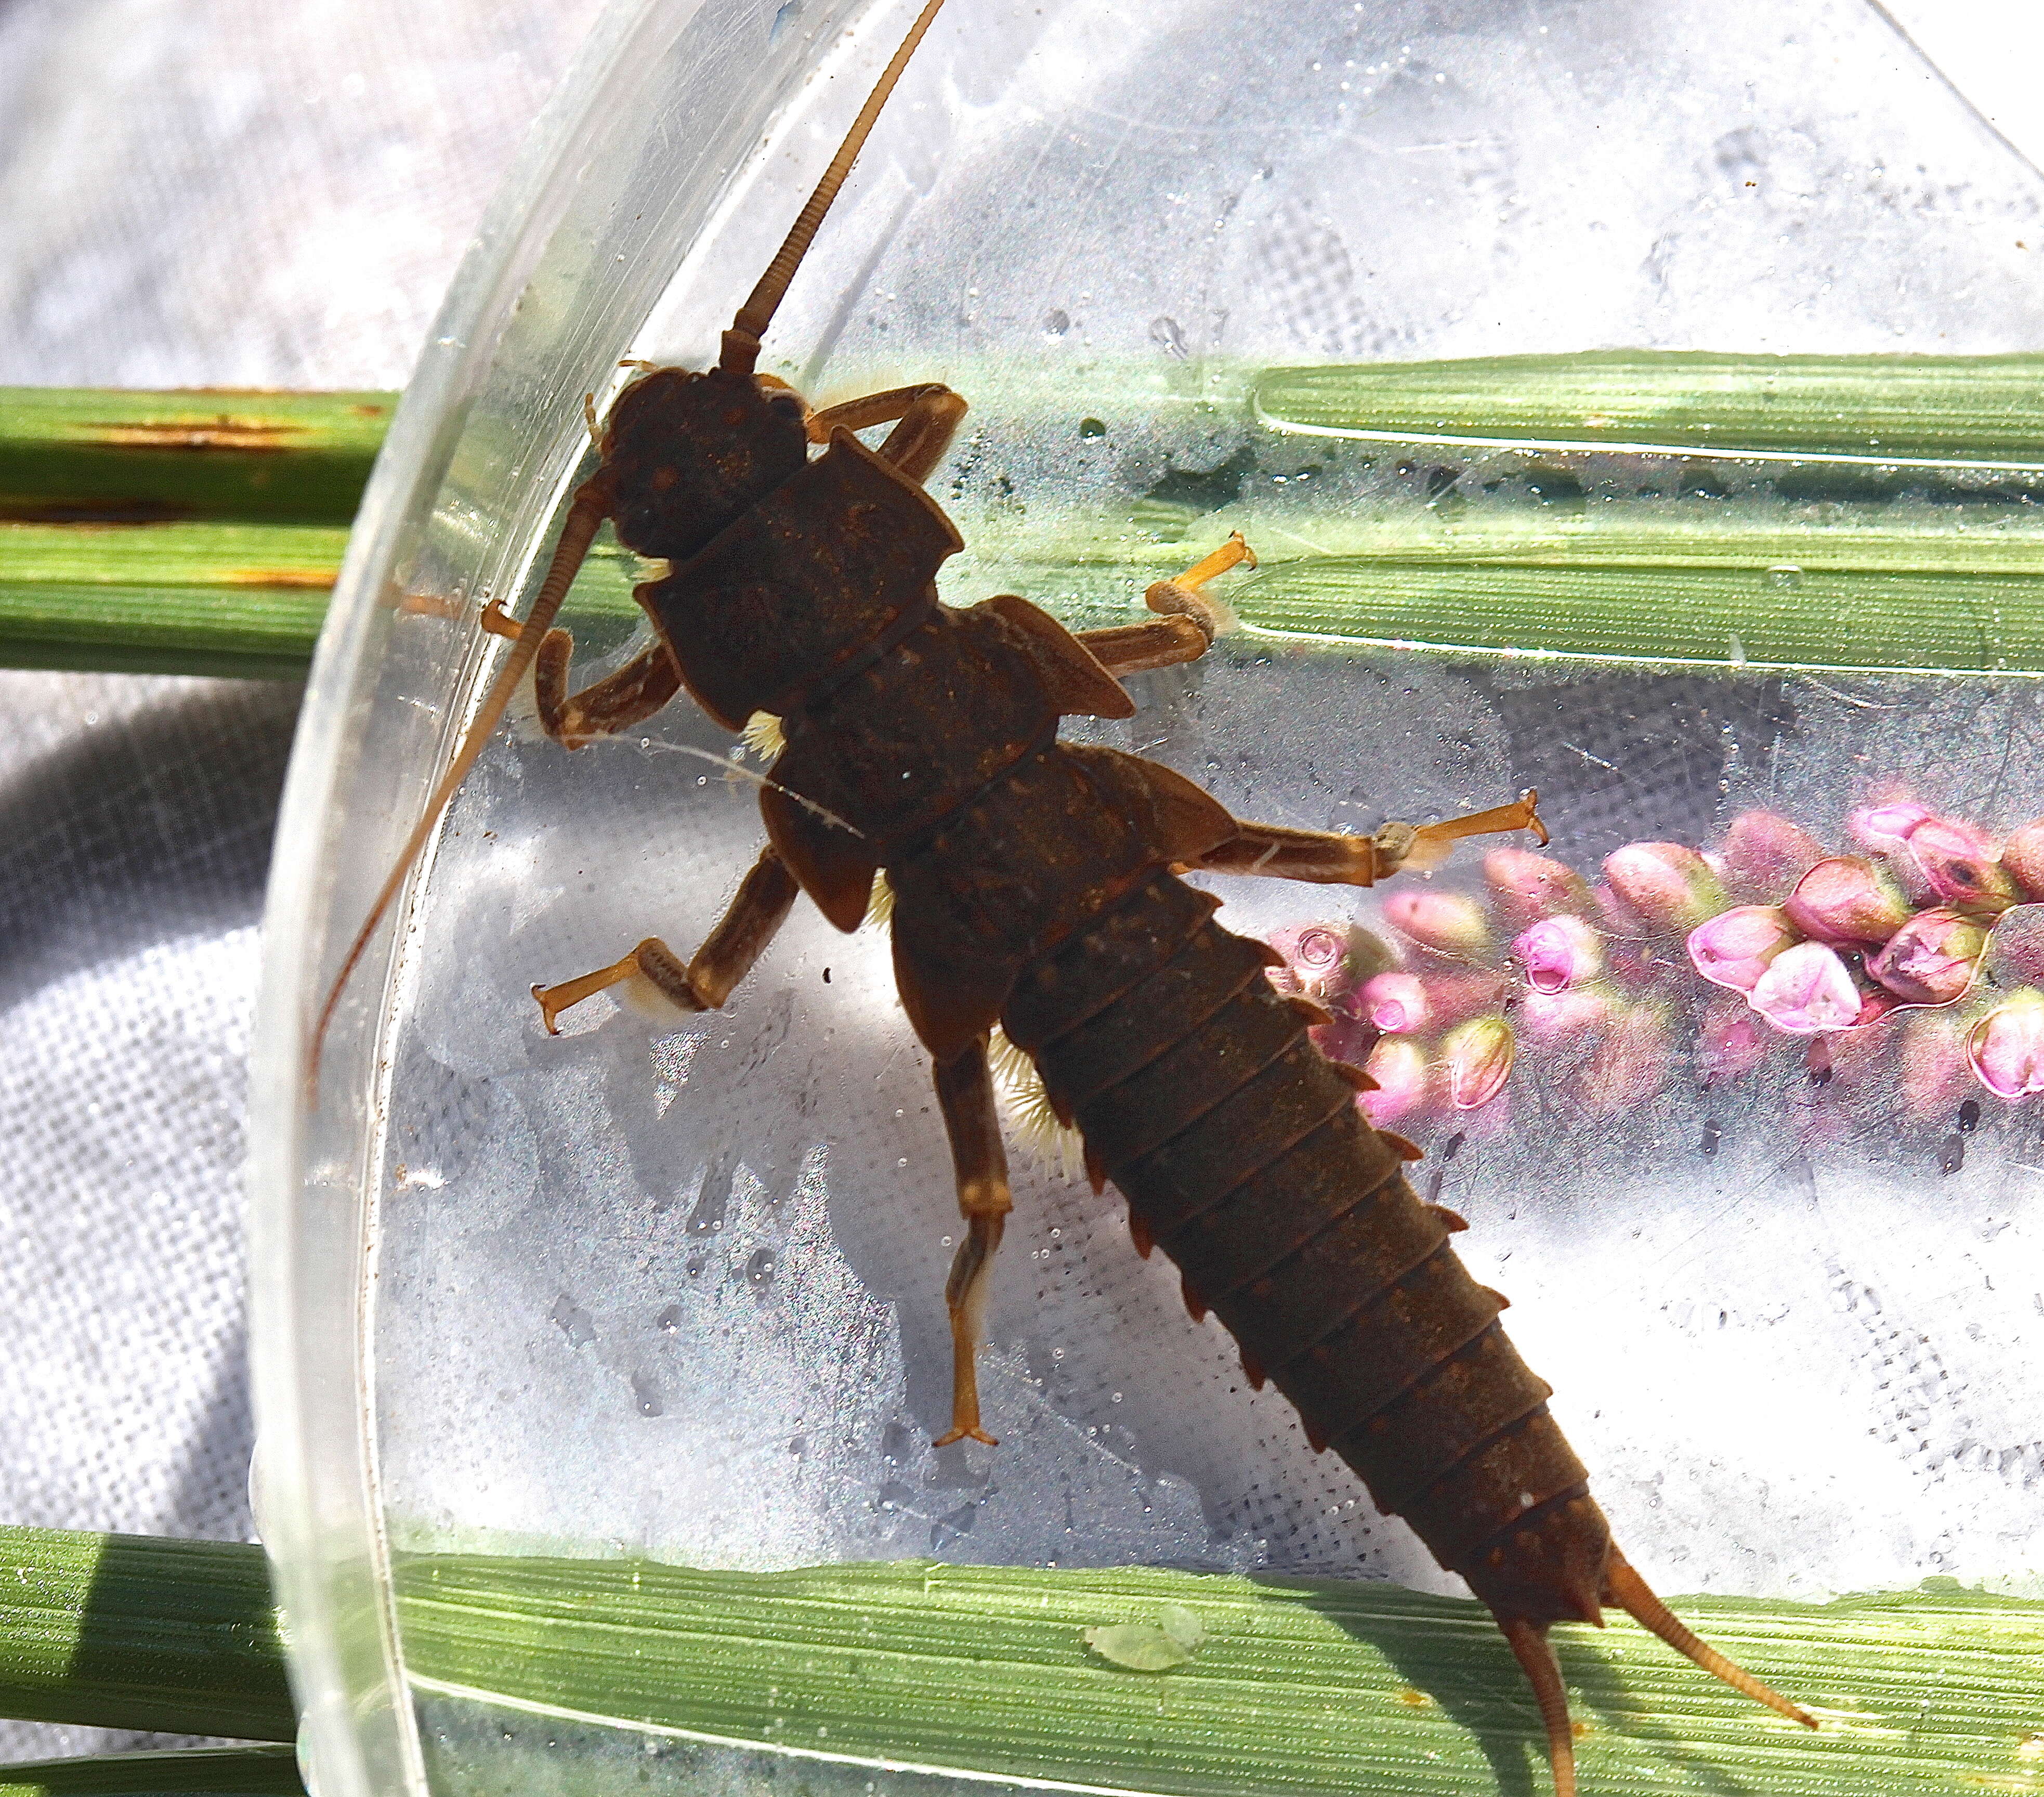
[{"left": 1002, "top": 870, "right": 1602, "bottom": 1588}]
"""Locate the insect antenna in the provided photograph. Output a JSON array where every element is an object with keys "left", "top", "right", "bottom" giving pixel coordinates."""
[
  {"left": 721, "top": 0, "right": 951, "bottom": 373},
  {"left": 1604, "top": 1551, "right": 1816, "bottom": 1728},
  {"left": 1498, "top": 1619, "right": 1577, "bottom": 1797},
  {"left": 309, "top": 482, "right": 610, "bottom": 1084}
]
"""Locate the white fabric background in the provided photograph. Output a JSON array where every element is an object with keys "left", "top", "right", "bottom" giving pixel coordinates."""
[
  {"left": 0, "top": 0, "right": 605, "bottom": 1759},
  {"left": 2, "top": 0, "right": 2041, "bottom": 1769}
]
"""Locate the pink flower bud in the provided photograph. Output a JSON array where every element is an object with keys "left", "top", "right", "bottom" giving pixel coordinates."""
[
  {"left": 2001, "top": 821, "right": 2044, "bottom": 901},
  {"left": 1511, "top": 914, "right": 1604, "bottom": 994},
  {"left": 1592, "top": 881, "right": 1641, "bottom": 934},
  {"left": 1309, "top": 1015, "right": 1378, "bottom": 1070},
  {"left": 1686, "top": 905, "right": 1800, "bottom": 992},
  {"left": 1866, "top": 907, "right": 1988, "bottom": 1007},
  {"left": 1851, "top": 987, "right": 1902, "bottom": 1028},
  {"left": 1720, "top": 809, "right": 1825, "bottom": 896},
  {"left": 1603, "top": 842, "right": 1729, "bottom": 933},
  {"left": 1381, "top": 889, "right": 1493, "bottom": 958},
  {"left": 1899, "top": 1011, "right": 1973, "bottom": 1119},
  {"left": 1747, "top": 941, "right": 1863, "bottom": 1036},
  {"left": 1483, "top": 847, "right": 1593, "bottom": 931},
  {"left": 1781, "top": 857, "right": 1912, "bottom": 945},
  {"left": 1699, "top": 995, "right": 1771, "bottom": 1079},
  {"left": 1265, "top": 924, "right": 1358, "bottom": 1007},
  {"left": 1360, "top": 971, "right": 1430, "bottom": 1033},
  {"left": 1904, "top": 817, "right": 2020, "bottom": 917},
  {"left": 1442, "top": 1014, "right": 1516, "bottom": 1110},
  {"left": 1360, "top": 1036, "right": 1431, "bottom": 1125},
  {"left": 1518, "top": 986, "right": 1615, "bottom": 1045},
  {"left": 1581, "top": 1006, "right": 1672, "bottom": 1114},
  {"left": 1966, "top": 989, "right": 2044, "bottom": 1100},
  {"left": 1847, "top": 801, "right": 1931, "bottom": 856}
]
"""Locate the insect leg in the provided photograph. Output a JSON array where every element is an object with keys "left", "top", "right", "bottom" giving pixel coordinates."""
[
  {"left": 874, "top": 386, "right": 969, "bottom": 484},
  {"left": 931, "top": 1035, "right": 1012, "bottom": 1448},
  {"left": 529, "top": 845, "right": 798, "bottom": 1034},
  {"left": 1184, "top": 792, "right": 1548, "bottom": 886},
  {"left": 796, "top": 383, "right": 968, "bottom": 486},
  {"left": 1077, "top": 532, "right": 1255, "bottom": 676},
  {"left": 480, "top": 601, "right": 682, "bottom": 749},
  {"left": 806, "top": 383, "right": 953, "bottom": 439}
]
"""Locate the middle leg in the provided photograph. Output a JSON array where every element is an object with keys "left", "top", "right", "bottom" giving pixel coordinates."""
[
  {"left": 1077, "top": 532, "right": 1255, "bottom": 677},
  {"left": 931, "top": 1035, "right": 1014, "bottom": 1448},
  {"left": 530, "top": 845, "right": 800, "bottom": 1034}
]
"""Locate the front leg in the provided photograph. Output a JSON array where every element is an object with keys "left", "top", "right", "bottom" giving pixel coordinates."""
[
  {"left": 931, "top": 1035, "right": 1013, "bottom": 1448},
  {"left": 1188, "top": 793, "right": 1548, "bottom": 886},
  {"left": 804, "top": 383, "right": 970, "bottom": 485},
  {"left": 529, "top": 845, "right": 798, "bottom": 1034},
  {"left": 480, "top": 602, "right": 682, "bottom": 749}
]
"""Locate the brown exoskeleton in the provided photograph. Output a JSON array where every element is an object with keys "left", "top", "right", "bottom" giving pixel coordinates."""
[{"left": 319, "top": 3, "right": 1816, "bottom": 1789}]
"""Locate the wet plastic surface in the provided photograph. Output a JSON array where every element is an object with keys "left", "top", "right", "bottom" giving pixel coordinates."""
[{"left": 252, "top": 1, "right": 2044, "bottom": 1793}]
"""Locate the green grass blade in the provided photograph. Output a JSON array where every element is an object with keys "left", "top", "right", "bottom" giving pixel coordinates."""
[
  {"left": 11, "top": 361, "right": 2044, "bottom": 679},
  {"left": 395, "top": 1553, "right": 2044, "bottom": 1797},
  {"left": 1254, "top": 351, "right": 2044, "bottom": 462},
  {"left": 0, "top": 515, "right": 343, "bottom": 676},
  {"left": 0, "top": 1749, "right": 303, "bottom": 1797},
  {"left": 0, "top": 387, "right": 390, "bottom": 676},
  {"left": 0, "top": 1531, "right": 292, "bottom": 1743},
  {"left": 1230, "top": 557, "right": 2044, "bottom": 673},
  {"left": 0, "top": 390, "right": 391, "bottom": 523}
]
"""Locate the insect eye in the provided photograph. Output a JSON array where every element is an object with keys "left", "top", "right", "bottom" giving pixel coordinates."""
[{"left": 767, "top": 393, "right": 804, "bottom": 421}]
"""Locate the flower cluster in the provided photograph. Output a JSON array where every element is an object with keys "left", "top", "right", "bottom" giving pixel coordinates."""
[{"left": 1267, "top": 800, "right": 2044, "bottom": 1127}]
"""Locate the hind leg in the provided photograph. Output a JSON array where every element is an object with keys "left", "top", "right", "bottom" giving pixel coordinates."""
[
  {"left": 1187, "top": 793, "right": 1548, "bottom": 886},
  {"left": 931, "top": 1035, "right": 1012, "bottom": 1448}
]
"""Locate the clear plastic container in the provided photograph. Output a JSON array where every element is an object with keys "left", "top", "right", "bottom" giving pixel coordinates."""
[{"left": 251, "top": 2, "right": 2044, "bottom": 1794}]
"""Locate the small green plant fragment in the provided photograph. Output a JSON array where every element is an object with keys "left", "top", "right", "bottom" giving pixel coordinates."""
[
  {"left": 1084, "top": 1606, "right": 1206, "bottom": 1671},
  {"left": 1158, "top": 1603, "right": 1206, "bottom": 1654}
]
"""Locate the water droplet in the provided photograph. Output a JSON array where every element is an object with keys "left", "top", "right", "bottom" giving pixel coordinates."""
[
  {"left": 1078, "top": 416, "right": 1107, "bottom": 440},
  {"left": 746, "top": 1246, "right": 777, "bottom": 1288},
  {"left": 630, "top": 1371, "right": 664, "bottom": 1416},
  {"left": 1958, "top": 1099, "right": 1982, "bottom": 1133},
  {"left": 1766, "top": 563, "right": 1804, "bottom": 590},
  {"left": 1042, "top": 309, "right": 1070, "bottom": 337},
  {"left": 655, "top": 1303, "right": 682, "bottom": 1333}
]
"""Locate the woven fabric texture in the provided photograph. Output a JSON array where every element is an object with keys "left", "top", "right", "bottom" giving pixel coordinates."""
[{"left": 0, "top": 0, "right": 604, "bottom": 1759}]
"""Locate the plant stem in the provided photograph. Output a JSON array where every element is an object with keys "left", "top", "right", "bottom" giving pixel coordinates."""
[
  {"left": 1254, "top": 351, "right": 2044, "bottom": 460},
  {"left": 0, "top": 1530, "right": 292, "bottom": 1743},
  {"left": 396, "top": 1552, "right": 2044, "bottom": 1797},
  {"left": 9, "top": 359, "right": 2044, "bottom": 680},
  {"left": 0, "top": 1748, "right": 302, "bottom": 1796}
]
